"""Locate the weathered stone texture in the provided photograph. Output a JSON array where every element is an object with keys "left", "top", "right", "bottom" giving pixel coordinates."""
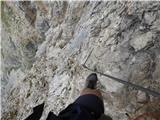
[{"left": 1, "top": 1, "right": 160, "bottom": 120}]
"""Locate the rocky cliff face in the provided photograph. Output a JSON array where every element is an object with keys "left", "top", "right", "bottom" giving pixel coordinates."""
[{"left": 1, "top": 1, "right": 160, "bottom": 120}]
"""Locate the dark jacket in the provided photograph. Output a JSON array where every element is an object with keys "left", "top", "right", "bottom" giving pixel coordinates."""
[{"left": 25, "top": 94, "right": 104, "bottom": 120}]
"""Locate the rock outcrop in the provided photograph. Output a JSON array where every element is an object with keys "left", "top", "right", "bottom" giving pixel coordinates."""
[{"left": 1, "top": 1, "right": 160, "bottom": 120}]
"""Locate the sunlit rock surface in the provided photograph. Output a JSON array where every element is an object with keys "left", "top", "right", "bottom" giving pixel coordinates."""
[{"left": 1, "top": 1, "right": 160, "bottom": 120}]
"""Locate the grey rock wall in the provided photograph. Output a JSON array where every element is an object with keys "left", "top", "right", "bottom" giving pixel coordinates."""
[{"left": 1, "top": 1, "right": 160, "bottom": 120}]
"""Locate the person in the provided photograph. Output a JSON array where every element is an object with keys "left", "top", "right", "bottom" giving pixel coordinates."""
[{"left": 25, "top": 73, "right": 111, "bottom": 120}]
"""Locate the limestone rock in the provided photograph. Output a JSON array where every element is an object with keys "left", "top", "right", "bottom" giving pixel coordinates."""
[
  {"left": 137, "top": 91, "right": 148, "bottom": 102},
  {"left": 1, "top": 1, "right": 160, "bottom": 120},
  {"left": 130, "top": 32, "right": 153, "bottom": 51}
]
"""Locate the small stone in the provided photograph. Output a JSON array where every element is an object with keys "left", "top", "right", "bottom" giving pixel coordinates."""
[
  {"left": 130, "top": 32, "right": 153, "bottom": 51},
  {"left": 90, "top": 25, "right": 101, "bottom": 37},
  {"left": 126, "top": 104, "right": 136, "bottom": 113},
  {"left": 56, "top": 40, "right": 68, "bottom": 49},
  {"left": 137, "top": 91, "right": 147, "bottom": 102},
  {"left": 110, "top": 45, "right": 116, "bottom": 52},
  {"left": 101, "top": 18, "right": 111, "bottom": 28},
  {"left": 144, "top": 12, "right": 156, "bottom": 25}
]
